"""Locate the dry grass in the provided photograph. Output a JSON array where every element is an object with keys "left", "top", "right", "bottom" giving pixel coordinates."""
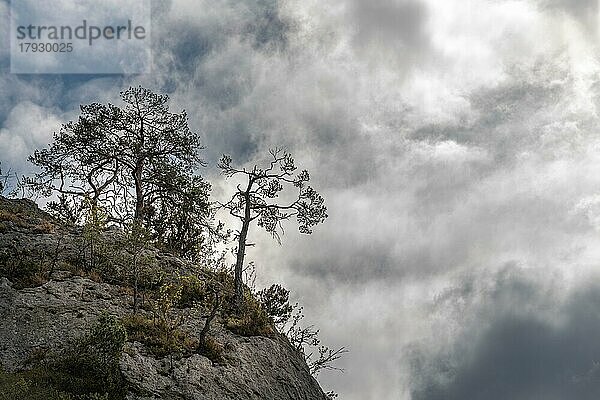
[{"left": 121, "top": 314, "right": 198, "bottom": 358}]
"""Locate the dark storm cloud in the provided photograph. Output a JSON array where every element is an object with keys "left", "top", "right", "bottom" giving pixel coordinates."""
[
  {"left": 409, "top": 267, "right": 600, "bottom": 400},
  {"left": 142, "top": 0, "right": 296, "bottom": 165},
  {"left": 151, "top": 0, "right": 291, "bottom": 84}
]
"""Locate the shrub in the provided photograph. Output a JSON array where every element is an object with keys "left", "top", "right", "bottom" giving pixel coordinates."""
[
  {"left": 178, "top": 274, "right": 205, "bottom": 307},
  {"left": 50, "top": 314, "right": 128, "bottom": 398},
  {"left": 0, "top": 203, "right": 57, "bottom": 233},
  {"left": 198, "top": 336, "right": 224, "bottom": 364},
  {"left": 225, "top": 294, "right": 273, "bottom": 337},
  {"left": 1, "top": 314, "right": 128, "bottom": 400},
  {"left": 0, "top": 209, "right": 20, "bottom": 223},
  {"left": 0, "top": 368, "right": 70, "bottom": 400},
  {"left": 32, "top": 219, "right": 54, "bottom": 234},
  {"left": 283, "top": 305, "right": 348, "bottom": 376},
  {"left": 257, "top": 284, "right": 293, "bottom": 326},
  {"left": 0, "top": 249, "right": 48, "bottom": 289},
  {"left": 122, "top": 314, "right": 198, "bottom": 358}
]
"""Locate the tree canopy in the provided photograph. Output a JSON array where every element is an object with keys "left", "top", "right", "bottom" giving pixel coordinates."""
[
  {"left": 26, "top": 86, "right": 211, "bottom": 259},
  {"left": 218, "top": 148, "right": 328, "bottom": 309}
]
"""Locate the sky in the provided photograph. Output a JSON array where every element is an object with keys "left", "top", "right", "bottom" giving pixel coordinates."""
[{"left": 2, "top": 0, "right": 600, "bottom": 398}]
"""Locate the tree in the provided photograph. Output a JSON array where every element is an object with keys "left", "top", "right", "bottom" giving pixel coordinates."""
[
  {"left": 145, "top": 173, "right": 221, "bottom": 261},
  {"left": 0, "top": 161, "right": 17, "bottom": 197},
  {"left": 218, "top": 148, "right": 328, "bottom": 310},
  {"left": 258, "top": 283, "right": 347, "bottom": 377},
  {"left": 26, "top": 86, "right": 207, "bottom": 228}
]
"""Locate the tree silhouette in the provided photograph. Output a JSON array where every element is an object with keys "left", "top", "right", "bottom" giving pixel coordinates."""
[
  {"left": 26, "top": 87, "right": 214, "bottom": 259},
  {"left": 0, "top": 161, "right": 17, "bottom": 197},
  {"left": 218, "top": 148, "right": 328, "bottom": 310},
  {"left": 27, "top": 86, "right": 206, "bottom": 227}
]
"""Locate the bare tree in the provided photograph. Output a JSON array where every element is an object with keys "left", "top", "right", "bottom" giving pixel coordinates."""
[
  {"left": 0, "top": 161, "right": 18, "bottom": 197},
  {"left": 218, "top": 148, "right": 328, "bottom": 311}
]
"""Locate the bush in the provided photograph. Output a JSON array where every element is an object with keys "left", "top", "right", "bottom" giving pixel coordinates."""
[
  {"left": 50, "top": 314, "right": 128, "bottom": 398},
  {"left": 1, "top": 314, "right": 128, "bottom": 400},
  {"left": 257, "top": 284, "right": 293, "bottom": 326},
  {"left": 0, "top": 249, "right": 48, "bottom": 289},
  {"left": 225, "top": 294, "right": 273, "bottom": 337},
  {"left": 0, "top": 368, "right": 112, "bottom": 400},
  {"left": 122, "top": 314, "right": 198, "bottom": 358},
  {"left": 198, "top": 336, "right": 224, "bottom": 364},
  {"left": 0, "top": 201, "right": 57, "bottom": 233},
  {"left": 0, "top": 368, "right": 70, "bottom": 400},
  {"left": 178, "top": 274, "right": 206, "bottom": 307}
]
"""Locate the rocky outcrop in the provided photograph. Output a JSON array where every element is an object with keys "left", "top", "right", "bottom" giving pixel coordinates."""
[{"left": 0, "top": 197, "right": 329, "bottom": 400}]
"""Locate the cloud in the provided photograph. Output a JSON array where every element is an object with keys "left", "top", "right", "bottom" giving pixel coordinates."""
[
  {"left": 3, "top": 1, "right": 600, "bottom": 399},
  {"left": 538, "top": 0, "right": 599, "bottom": 31},
  {"left": 348, "top": 0, "right": 431, "bottom": 65},
  {"left": 408, "top": 267, "right": 600, "bottom": 400},
  {"left": 0, "top": 102, "right": 64, "bottom": 171}
]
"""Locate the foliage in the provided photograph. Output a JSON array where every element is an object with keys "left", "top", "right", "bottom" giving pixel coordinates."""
[
  {"left": 122, "top": 277, "right": 199, "bottom": 358},
  {"left": 151, "top": 282, "right": 184, "bottom": 331},
  {"left": 0, "top": 368, "right": 71, "bottom": 400},
  {"left": 122, "top": 314, "right": 198, "bottom": 358},
  {"left": 147, "top": 174, "right": 219, "bottom": 261},
  {"left": 218, "top": 148, "right": 327, "bottom": 239},
  {"left": 225, "top": 293, "right": 273, "bottom": 337},
  {"left": 0, "top": 200, "right": 56, "bottom": 234},
  {"left": 0, "top": 236, "right": 67, "bottom": 289},
  {"left": 218, "top": 148, "right": 328, "bottom": 310},
  {"left": 0, "top": 161, "right": 18, "bottom": 197},
  {"left": 256, "top": 284, "right": 347, "bottom": 376},
  {"left": 0, "top": 314, "right": 128, "bottom": 400},
  {"left": 183, "top": 268, "right": 233, "bottom": 362},
  {"left": 53, "top": 314, "right": 128, "bottom": 397},
  {"left": 85, "top": 221, "right": 162, "bottom": 311},
  {"left": 178, "top": 274, "right": 206, "bottom": 308},
  {"left": 0, "top": 247, "right": 48, "bottom": 288},
  {"left": 120, "top": 222, "right": 156, "bottom": 312},
  {"left": 257, "top": 284, "right": 293, "bottom": 325},
  {"left": 81, "top": 202, "right": 109, "bottom": 272},
  {"left": 283, "top": 305, "right": 348, "bottom": 376},
  {"left": 25, "top": 86, "right": 212, "bottom": 258},
  {"left": 198, "top": 336, "right": 224, "bottom": 364},
  {"left": 123, "top": 271, "right": 231, "bottom": 362}
]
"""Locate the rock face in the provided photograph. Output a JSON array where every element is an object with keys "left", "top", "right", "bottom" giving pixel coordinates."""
[
  {"left": 121, "top": 334, "right": 326, "bottom": 400},
  {"left": 0, "top": 197, "right": 329, "bottom": 400}
]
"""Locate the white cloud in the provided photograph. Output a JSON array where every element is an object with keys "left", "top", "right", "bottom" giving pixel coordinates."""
[
  {"left": 4, "top": 0, "right": 600, "bottom": 398},
  {"left": 0, "top": 102, "right": 64, "bottom": 171}
]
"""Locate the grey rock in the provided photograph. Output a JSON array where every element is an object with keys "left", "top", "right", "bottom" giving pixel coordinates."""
[
  {"left": 0, "top": 274, "right": 328, "bottom": 400},
  {"left": 0, "top": 196, "right": 329, "bottom": 400}
]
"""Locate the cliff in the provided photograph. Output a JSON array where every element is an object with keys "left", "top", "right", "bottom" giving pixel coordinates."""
[{"left": 0, "top": 196, "right": 329, "bottom": 400}]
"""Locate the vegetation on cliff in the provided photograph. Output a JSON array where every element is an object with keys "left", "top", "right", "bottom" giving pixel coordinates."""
[{"left": 0, "top": 87, "right": 345, "bottom": 399}]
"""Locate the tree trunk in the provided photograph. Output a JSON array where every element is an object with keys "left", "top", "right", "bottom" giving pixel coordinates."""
[
  {"left": 234, "top": 191, "right": 251, "bottom": 312},
  {"left": 200, "top": 291, "right": 220, "bottom": 345},
  {"left": 133, "top": 164, "right": 144, "bottom": 222},
  {"left": 133, "top": 254, "right": 139, "bottom": 314}
]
